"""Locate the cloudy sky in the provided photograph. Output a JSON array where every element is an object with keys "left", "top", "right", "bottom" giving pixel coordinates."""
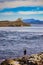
[{"left": 0, "top": 0, "right": 43, "bottom": 21}]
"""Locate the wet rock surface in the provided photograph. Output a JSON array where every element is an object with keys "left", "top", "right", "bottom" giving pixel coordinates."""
[{"left": 0, "top": 52, "right": 43, "bottom": 65}]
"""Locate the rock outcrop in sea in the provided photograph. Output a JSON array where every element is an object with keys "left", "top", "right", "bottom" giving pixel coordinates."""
[{"left": 0, "top": 18, "right": 30, "bottom": 27}]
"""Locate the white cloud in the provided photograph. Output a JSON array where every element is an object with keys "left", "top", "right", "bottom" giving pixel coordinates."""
[
  {"left": 0, "top": 12, "right": 16, "bottom": 15},
  {"left": 0, "top": 1, "right": 43, "bottom": 9},
  {"left": 0, "top": 0, "right": 43, "bottom": 2},
  {"left": 18, "top": 11, "right": 43, "bottom": 15},
  {"left": 0, "top": 11, "right": 43, "bottom": 16}
]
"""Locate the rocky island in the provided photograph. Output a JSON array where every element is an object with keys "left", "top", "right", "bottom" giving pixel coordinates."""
[
  {"left": 0, "top": 52, "right": 43, "bottom": 65},
  {"left": 0, "top": 18, "right": 30, "bottom": 27}
]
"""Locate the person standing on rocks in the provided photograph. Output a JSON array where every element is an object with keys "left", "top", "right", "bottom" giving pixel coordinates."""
[{"left": 24, "top": 49, "right": 26, "bottom": 55}]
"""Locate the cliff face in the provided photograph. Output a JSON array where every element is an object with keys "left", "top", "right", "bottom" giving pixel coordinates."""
[{"left": 0, "top": 19, "right": 30, "bottom": 27}]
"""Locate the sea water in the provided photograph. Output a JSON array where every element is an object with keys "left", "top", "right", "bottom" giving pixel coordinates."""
[{"left": 0, "top": 26, "right": 43, "bottom": 59}]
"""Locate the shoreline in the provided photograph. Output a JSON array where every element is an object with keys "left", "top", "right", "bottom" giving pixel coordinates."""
[{"left": 0, "top": 52, "right": 43, "bottom": 65}]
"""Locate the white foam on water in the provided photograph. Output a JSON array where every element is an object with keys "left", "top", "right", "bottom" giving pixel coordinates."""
[{"left": 0, "top": 27, "right": 43, "bottom": 32}]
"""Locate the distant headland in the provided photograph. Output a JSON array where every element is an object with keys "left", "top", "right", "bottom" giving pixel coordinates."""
[{"left": 0, "top": 18, "right": 30, "bottom": 27}]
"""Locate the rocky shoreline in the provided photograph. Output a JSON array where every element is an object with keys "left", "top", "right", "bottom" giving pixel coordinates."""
[{"left": 0, "top": 52, "right": 43, "bottom": 65}]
